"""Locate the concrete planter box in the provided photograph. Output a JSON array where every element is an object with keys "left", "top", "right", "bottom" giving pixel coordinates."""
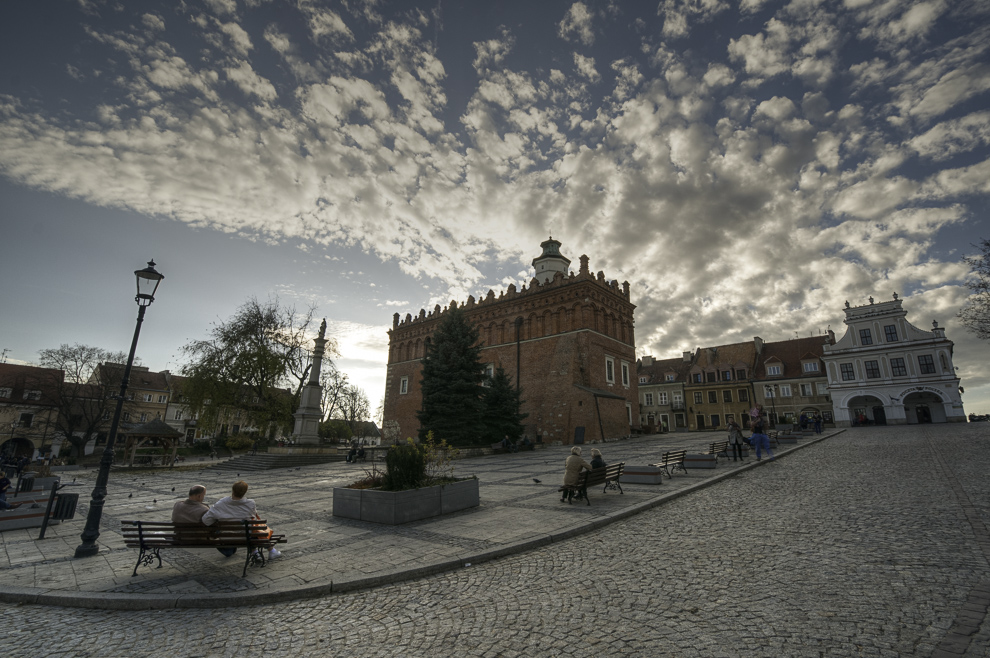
[
  {"left": 622, "top": 465, "right": 664, "bottom": 484},
  {"left": 776, "top": 435, "right": 799, "bottom": 444},
  {"left": 332, "top": 478, "right": 479, "bottom": 525}
]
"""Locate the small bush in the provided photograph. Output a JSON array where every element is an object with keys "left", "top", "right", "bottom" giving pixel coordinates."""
[
  {"left": 422, "top": 431, "right": 459, "bottom": 483},
  {"left": 382, "top": 439, "right": 427, "bottom": 491},
  {"left": 347, "top": 465, "right": 385, "bottom": 490},
  {"left": 224, "top": 435, "right": 254, "bottom": 451}
]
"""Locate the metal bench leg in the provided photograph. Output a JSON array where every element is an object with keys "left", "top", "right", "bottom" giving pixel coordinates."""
[
  {"left": 132, "top": 547, "right": 161, "bottom": 577},
  {"left": 244, "top": 545, "right": 267, "bottom": 577}
]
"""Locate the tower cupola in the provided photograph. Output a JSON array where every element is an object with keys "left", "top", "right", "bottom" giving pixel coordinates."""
[{"left": 532, "top": 236, "right": 571, "bottom": 284}]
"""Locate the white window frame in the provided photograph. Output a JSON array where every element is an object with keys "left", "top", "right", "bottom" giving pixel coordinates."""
[
  {"left": 140, "top": 413, "right": 148, "bottom": 422},
  {"left": 803, "top": 362, "right": 819, "bottom": 373},
  {"left": 672, "top": 393, "right": 683, "bottom": 404},
  {"left": 621, "top": 361, "right": 630, "bottom": 387},
  {"left": 779, "top": 384, "right": 792, "bottom": 397},
  {"left": 605, "top": 357, "right": 615, "bottom": 384},
  {"left": 0, "top": 387, "right": 11, "bottom": 398},
  {"left": 766, "top": 365, "right": 781, "bottom": 376},
  {"left": 400, "top": 377, "right": 409, "bottom": 395},
  {"left": 800, "top": 383, "right": 813, "bottom": 397},
  {"left": 644, "top": 393, "right": 654, "bottom": 406},
  {"left": 174, "top": 410, "right": 183, "bottom": 420},
  {"left": 639, "top": 376, "right": 647, "bottom": 384},
  {"left": 658, "top": 392, "right": 668, "bottom": 405},
  {"left": 142, "top": 394, "right": 153, "bottom": 402},
  {"left": 666, "top": 374, "right": 675, "bottom": 382},
  {"left": 158, "top": 395, "right": 167, "bottom": 403}
]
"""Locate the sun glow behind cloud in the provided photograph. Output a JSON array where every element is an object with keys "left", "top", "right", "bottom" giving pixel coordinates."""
[{"left": 1, "top": 0, "right": 989, "bottom": 402}]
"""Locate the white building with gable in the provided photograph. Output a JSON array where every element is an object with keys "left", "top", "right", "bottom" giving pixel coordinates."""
[{"left": 822, "top": 295, "right": 966, "bottom": 426}]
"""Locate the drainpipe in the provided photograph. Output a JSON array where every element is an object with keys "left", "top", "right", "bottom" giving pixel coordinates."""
[{"left": 515, "top": 317, "right": 523, "bottom": 393}]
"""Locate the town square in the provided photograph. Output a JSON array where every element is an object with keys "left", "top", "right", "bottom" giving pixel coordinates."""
[{"left": 1, "top": 0, "right": 989, "bottom": 656}]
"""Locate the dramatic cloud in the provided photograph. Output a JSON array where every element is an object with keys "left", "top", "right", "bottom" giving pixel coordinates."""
[
  {"left": 1, "top": 0, "right": 988, "bottom": 409},
  {"left": 558, "top": 2, "right": 595, "bottom": 46}
]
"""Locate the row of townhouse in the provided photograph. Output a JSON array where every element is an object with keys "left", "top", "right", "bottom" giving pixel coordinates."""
[
  {"left": 0, "top": 362, "right": 285, "bottom": 460},
  {"left": 637, "top": 295, "right": 965, "bottom": 431},
  {"left": 637, "top": 334, "right": 834, "bottom": 432}
]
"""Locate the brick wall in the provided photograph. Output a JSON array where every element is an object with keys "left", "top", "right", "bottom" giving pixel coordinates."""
[{"left": 383, "top": 259, "right": 639, "bottom": 444}]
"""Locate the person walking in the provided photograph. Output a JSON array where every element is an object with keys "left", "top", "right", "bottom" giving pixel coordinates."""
[
  {"left": 727, "top": 420, "right": 745, "bottom": 462},
  {"left": 750, "top": 417, "right": 774, "bottom": 461},
  {"left": 813, "top": 413, "right": 823, "bottom": 434}
]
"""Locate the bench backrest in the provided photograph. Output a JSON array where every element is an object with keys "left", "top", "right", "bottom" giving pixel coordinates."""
[
  {"left": 576, "top": 462, "right": 625, "bottom": 487},
  {"left": 661, "top": 450, "right": 687, "bottom": 463},
  {"left": 121, "top": 519, "right": 272, "bottom": 546},
  {"left": 709, "top": 441, "right": 729, "bottom": 451}
]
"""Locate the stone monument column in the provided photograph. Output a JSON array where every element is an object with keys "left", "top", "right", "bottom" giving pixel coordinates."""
[{"left": 291, "top": 318, "right": 328, "bottom": 445}]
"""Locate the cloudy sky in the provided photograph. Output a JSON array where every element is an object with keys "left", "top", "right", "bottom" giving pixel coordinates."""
[{"left": 1, "top": 0, "right": 988, "bottom": 415}]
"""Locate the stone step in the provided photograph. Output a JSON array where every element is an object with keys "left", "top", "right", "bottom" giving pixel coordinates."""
[{"left": 208, "top": 453, "right": 346, "bottom": 472}]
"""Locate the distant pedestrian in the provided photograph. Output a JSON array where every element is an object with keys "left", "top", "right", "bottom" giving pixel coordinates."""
[
  {"left": 727, "top": 420, "right": 745, "bottom": 462},
  {"left": 750, "top": 417, "right": 774, "bottom": 461},
  {"left": 813, "top": 413, "right": 823, "bottom": 434}
]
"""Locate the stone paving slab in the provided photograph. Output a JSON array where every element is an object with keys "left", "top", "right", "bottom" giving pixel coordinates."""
[{"left": 0, "top": 429, "right": 823, "bottom": 608}]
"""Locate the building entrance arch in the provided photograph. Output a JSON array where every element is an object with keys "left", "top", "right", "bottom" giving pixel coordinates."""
[
  {"left": 903, "top": 390, "right": 948, "bottom": 424},
  {"left": 846, "top": 395, "right": 887, "bottom": 426},
  {"left": 1, "top": 437, "right": 36, "bottom": 461}
]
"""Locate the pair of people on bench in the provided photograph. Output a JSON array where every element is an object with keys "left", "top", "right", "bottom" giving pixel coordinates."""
[
  {"left": 171, "top": 481, "right": 281, "bottom": 560},
  {"left": 560, "top": 447, "right": 606, "bottom": 502}
]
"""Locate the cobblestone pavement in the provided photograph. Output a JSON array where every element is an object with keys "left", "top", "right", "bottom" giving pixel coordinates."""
[
  {"left": 0, "top": 429, "right": 803, "bottom": 601},
  {"left": 3, "top": 424, "right": 989, "bottom": 657}
]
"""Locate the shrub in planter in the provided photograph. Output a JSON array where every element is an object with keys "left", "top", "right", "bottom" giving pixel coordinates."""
[{"left": 383, "top": 440, "right": 426, "bottom": 491}]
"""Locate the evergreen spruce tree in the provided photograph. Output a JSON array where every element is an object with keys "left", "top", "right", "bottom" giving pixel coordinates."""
[
  {"left": 481, "top": 366, "right": 528, "bottom": 443},
  {"left": 417, "top": 306, "right": 486, "bottom": 445}
]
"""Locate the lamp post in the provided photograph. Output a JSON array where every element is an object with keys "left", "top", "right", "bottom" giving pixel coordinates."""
[
  {"left": 764, "top": 384, "right": 778, "bottom": 428},
  {"left": 75, "top": 260, "right": 163, "bottom": 558}
]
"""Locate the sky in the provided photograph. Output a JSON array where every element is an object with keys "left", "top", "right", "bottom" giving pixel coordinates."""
[{"left": 1, "top": 0, "right": 988, "bottom": 416}]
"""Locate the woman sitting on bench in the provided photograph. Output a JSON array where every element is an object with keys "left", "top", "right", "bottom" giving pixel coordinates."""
[{"left": 560, "top": 446, "right": 593, "bottom": 502}]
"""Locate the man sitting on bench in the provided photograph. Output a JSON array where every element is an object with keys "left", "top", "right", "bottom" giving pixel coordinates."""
[{"left": 203, "top": 480, "right": 281, "bottom": 560}]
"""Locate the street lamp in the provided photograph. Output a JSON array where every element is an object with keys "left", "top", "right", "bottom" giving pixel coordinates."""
[
  {"left": 764, "top": 384, "right": 778, "bottom": 428},
  {"left": 75, "top": 260, "right": 163, "bottom": 558}
]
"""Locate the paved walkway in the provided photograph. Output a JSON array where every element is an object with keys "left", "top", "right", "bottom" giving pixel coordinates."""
[
  {"left": 2, "top": 424, "right": 989, "bottom": 657},
  {"left": 1, "top": 430, "right": 796, "bottom": 607}
]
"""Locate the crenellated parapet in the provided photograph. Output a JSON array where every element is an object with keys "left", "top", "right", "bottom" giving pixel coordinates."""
[{"left": 391, "top": 254, "right": 631, "bottom": 331}]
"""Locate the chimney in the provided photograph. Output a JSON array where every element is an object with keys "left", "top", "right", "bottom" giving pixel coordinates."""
[
  {"left": 754, "top": 336, "right": 764, "bottom": 353},
  {"left": 682, "top": 351, "right": 692, "bottom": 363},
  {"left": 641, "top": 355, "right": 654, "bottom": 367}
]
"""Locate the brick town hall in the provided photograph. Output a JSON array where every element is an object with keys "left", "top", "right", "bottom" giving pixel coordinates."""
[{"left": 383, "top": 238, "right": 640, "bottom": 445}]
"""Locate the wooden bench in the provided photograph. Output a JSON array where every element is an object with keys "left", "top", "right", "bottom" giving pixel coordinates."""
[
  {"left": 560, "top": 463, "right": 625, "bottom": 505},
  {"left": 651, "top": 449, "right": 688, "bottom": 479},
  {"left": 122, "top": 519, "right": 287, "bottom": 578},
  {"left": 706, "top": 441, "right": 730, "bottom": 464},
  {"left": 491, "top": 441, "right": 522, "bottom": 454}
]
